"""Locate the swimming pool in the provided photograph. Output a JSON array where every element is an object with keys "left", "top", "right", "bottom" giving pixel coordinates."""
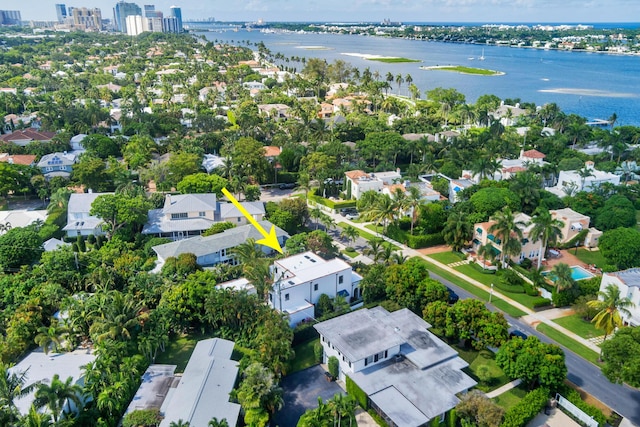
[{"left": 542, "top": 265, "right": 595, "bottom": 282}]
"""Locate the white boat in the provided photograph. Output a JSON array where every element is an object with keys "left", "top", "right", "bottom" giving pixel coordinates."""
[{"left": 479, "top": 48, "right": 485, "bottom": 61}]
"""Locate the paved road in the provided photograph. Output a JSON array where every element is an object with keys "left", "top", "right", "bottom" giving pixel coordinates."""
[{"left": 429, "top": 270, "right": 640, "bottom": 426}]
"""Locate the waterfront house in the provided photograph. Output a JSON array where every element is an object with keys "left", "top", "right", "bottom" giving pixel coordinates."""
[
  {"left": 314, "top": 307, "right": 476, "bottom": 427},
  {"left": 269, "top": 251, "right": 362, "bottom": 327}
]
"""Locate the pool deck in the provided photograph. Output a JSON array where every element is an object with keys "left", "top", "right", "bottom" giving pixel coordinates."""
[{"left": 542, "top": 249, "right": 601, "bottom": 277}]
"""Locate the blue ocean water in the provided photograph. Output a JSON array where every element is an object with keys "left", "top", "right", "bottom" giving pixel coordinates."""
[{"left": 199, "top": 28, "right": 640, "bottom": 125}]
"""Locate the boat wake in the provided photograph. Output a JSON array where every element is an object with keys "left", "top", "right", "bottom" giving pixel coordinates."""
[{"left": 538, "top": 88, "right": 637, "bottom": 98}]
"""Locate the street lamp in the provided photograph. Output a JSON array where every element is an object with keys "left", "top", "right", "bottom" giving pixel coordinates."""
[{"left": 489, "top": 283, "right": 494, "bottom": 303}]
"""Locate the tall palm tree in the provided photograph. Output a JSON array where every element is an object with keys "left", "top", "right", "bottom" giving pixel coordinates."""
[
  {"left": 230, "top": 238, "right": 264, "bottom": 265},
  {"left": 340, "top": 225, "right": 359, "bottom": 247},
  {"left": 488, "top": 208, "right": 525, "bottom": 268},
  {"left": 529, "top": 208, "right": 564, "bottom": 269},
  {"left": 363, "top": 238, "right": 385, "bottom": 264},
  {"left": 34, "top": 321, "right": 69, "bottom": 355},
  {"left": 244, "top": 260, "right": 272, "bottom": 303},
  {"left": 33, "top": 375, "right": 83, "bottom": 424},
  {"left": 577, "top": 166, "right": 595, "bottom": 191},
  {"left": 0, "top": 364, "right": 38, "bottom": 426},
  {"left": 208, "top": 417, "right": 229, "bottom": 427},
  {"left": 361, "top": 195, "right": 395, "bottom": 234},
  {"left": 588, "top": 284, "right": 635, "bottom": 343},
  {"left": 477, "top": 243, "right": 496, "bottom": 270},
  {"left": 20, "top": 405, "right": 52, "bottom": 427},
  {"left": 550, "top": 263, "right": 575, "bottom": 292}
]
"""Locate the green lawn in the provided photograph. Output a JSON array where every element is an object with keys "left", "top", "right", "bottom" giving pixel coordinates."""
[
  {"left": 468, "top": 352, "right": 510, "bottom": 392},
  {"left": 553, "top": 314, "right": 602, "bottom": 339},
  {"left": 341, "top": 249, "right": 359, "bottom": 258},
  {"left": 536, "top": 323, "right": 600, "bottom": 364},
  {"left": 574, "top": 249, "right": 607, "bottom": 268},
  {"left": 155, "top": 332, "right": 218, "bottom": 372},
  {"left": 416, "top": 258, "right": 527, "bottom": 318},
  {"left": 290, "top": 339, "right": 320, "bottom": 373},
  {"left": 338, "top": 222, "right": 399, "bottom": 249},
  {"left": 493, "top": 385, "right": 528, "bottom": 410},
  {"left": 424, "top": 65, "right": 504, "bottom": 75},
  {"left": 429, "top": 251, "right": 467, "bottom": 265}
]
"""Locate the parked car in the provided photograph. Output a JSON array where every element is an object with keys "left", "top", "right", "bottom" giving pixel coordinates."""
[
  {"left": 509, "top": 330, "right": 527, "bottom": 340},
  {"left": 279, "top": 183, "right": 296, "bottom": 190},
  {"left": 345, "top": 211, "right": 359, "bottom": 220},
  {"left": 446, "top": 287, "right": 459, "bottom": 304}
]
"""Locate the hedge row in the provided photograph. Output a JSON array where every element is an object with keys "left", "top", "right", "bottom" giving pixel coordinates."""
[
  {"left": 532, "top": 298, "right": 553, "bottom": 309},
  {"left": 346, "top": 376, "right": 368, "bottom": 409},
  {"left": 559, "top": 387, "right": 607, "bottom": 426},
  {"left": 292, "top": 321, "right": 319, "bottom": 346},
  {"left": 308, "top": 193, "right": 356, "bottom": 210},
  {"left": 386, "top": 225, "right": 444, "bottom": 248},
  {"left": 502, "top": 388, "right": 549, "bottom": 427},
  {"left": 558, "top": 229, "right": 588, "bottom": 250}
]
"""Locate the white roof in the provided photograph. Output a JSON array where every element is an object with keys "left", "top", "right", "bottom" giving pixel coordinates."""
[
  {"left": 159, "top": 338, "right": 240, "bottom": 427},
  {"left": 0, "top": 209, "right": 47, "bottom": 229},
  {"left": 9, "top": 348, "right": 96, "bottom": 415},
  {"left": 274, "top": 252, "right": 351, "bottom": 288}
]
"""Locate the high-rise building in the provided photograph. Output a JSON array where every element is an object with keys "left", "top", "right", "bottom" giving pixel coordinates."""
[
  {"left": 0, "top": 10, "right": 22, "bottom": 26},
  {"left": 162, "top": 16, "right": 179, "bottom": 33},
  {"left": 72, "top": 8, "right": 102, "bottom": 31},
  {"left": 125, "top": 14, "right": 145, "bottom": 36},
  {"left": 55, "top": 4, "right": 67, "bottom": 23},
  {"left": 169, "top": 6, "right": 182, "bottom": 33},
  {"left": 144, "top": 4, "right": 162, "bottom": 18},
  {"left": 113, "top": 1, "right": 142, "bottom": 33}
]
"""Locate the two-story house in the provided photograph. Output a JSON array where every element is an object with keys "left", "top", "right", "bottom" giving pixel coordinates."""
[
  {"left": 62, "top": 192, "right": 110, "bottom": 237},
  {"left": 37, "top": 152, "right": 77, "bottom": 180},
  {"left": 268, "top": 251, "right": 362, "bottom": 327},
  {"left": 473, "top": 212, "right": 541, "bottom": 265},
  {"left": 1, "top": 129, "right": 55, "bottom": 147},
  {"left": 314, "top": 307, "right": 476, "bottom": 427},
  {"left": 142, "top": 193, "right": 265, "bottom": 240},
  {"left": 598, "top": 269, "right": 640, "bottom": 327},
  {"left": 151, "top": 220, "right": 289, "bottom": 269},
  {"left": 547, "top": 161, "right": 621, "bottom": 197},
  {"left": 344, "top": 170, "right": 402, "bottom": 200},
  {"left": 550, "top": 208, "right": 602, "bottom": 248}
]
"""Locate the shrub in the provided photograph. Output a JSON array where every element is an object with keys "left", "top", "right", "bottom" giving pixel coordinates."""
[
  {"left": 86, "top": 234, "right": 96, "bottom": 244},
  {"left": 501, "top": 269, "right": 524, "bottom": 287},
  {"left": 502, "top": 388, "right": 549, "bottom": 427},
  {"left": 346, "top": 376, "right": 368, "bottom": 409},
  {"left": 552, "top": 289, "right": 579, "bottom": 307},
  {"left": 522, "top": 283, "right": 540, "bottom": 296},
  {"left": 328, "top": 356, "right": 339, "bottom": 380},
  {"left": 386, "top": 224, "right": 445, "bottom": 248},
  {"left": 122, "top": 408, "right": 162, "bottom": 427},
  {"left": 557, "top": 386, "right": 607, "bottom": 426},
  {"left": 532, "top": 298, "right": 553, "bottom": 309},
  {"left": 313, "top": 342, "right": 323, "bottom": 363},
  {"left": 558, "top": 229, "right": 588, "bottom": 250},
  {"left": 293, "top": 322, "right": 319, "bottom": 345},
  {"left": 520, "top": 258, "right": 533, "bottom": 270}
]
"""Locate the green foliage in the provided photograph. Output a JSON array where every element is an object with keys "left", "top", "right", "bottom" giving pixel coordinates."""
[
  {"left": 595, "top": 195, "right": 636, "bottom": 231},
  {"left": 328, "top": 356, "right": 339, "bottom": 379},
  {"left": 244, "top": 185, "right": 262, "bottom": 201},
  {"left": 346, "top": 376, "right": 368, "bottom": 409},
  {"left": 532, "top": 298, "right": 552, "bottom": 309},
  {"left": 176, "top": 173, "right": 229, "bottom": 196},
  {"left": 292, "top": 322, "right": 319, "bottom": 346},
  {"left": 386, "top": 224, "right": 445, "bottom": 248},
  {"left": 0, "top": 226, "right": 42, "bottom": 270},
  {"left": 556, "top": 386, "right": 608, "bottom": 426},
  {"left": 501, "top": 388, "right": 549, "bottom": 427},
  {"left": 469, "top": 187, "right": 521, "bottom": 221},
  {"left": 600, "top": 326, "right": 640, "bottom": 387},
  {"left": 315, "top": 294, "right": 334, "bottom": 319},
  {"left": 496, "top": 336, "right": 567, "bottom": 389},
  {"left": 202, "top": 222, "right": 235, "bottom": 236},
  {"left": 599, "top": 227, "right": 640, "bottom": 269},
  {"left": 309, "top": 194, "right": 356, "bottom": 210},
  {"left": 122, "top": 408, "right": 162, "bottom": 427},
  {"left": 456, "top": 390, "right": 504, "bottom": 427}
]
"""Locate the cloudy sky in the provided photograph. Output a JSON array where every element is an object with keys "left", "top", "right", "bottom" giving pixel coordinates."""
[{"left": 16, "top": 0, "right": 640, "bottom": 23}]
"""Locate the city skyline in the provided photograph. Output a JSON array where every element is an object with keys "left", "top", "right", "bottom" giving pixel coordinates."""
[{"left": 13, "top": 0, "right": 640, "bottom": 24}]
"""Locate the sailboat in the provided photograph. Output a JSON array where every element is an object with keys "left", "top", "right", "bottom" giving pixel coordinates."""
[{"left": 479, "top": 48, "right": 485, "bottom": 61}]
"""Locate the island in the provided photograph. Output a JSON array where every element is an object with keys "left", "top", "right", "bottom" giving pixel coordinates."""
[{"left": 420, "top": 65, "right": 505, "bottom": 76}]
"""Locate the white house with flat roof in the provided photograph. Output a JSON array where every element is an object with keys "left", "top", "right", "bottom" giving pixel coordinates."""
[
  {"left": 547, "top": 161, "right": 621, "bottom": 197},
  {"left": 62, "top": 192, "right": 111, "bottom": 237},
  {"left": 160, "top": 338, "right": 240, "bottom": 427},
  {"left": 598, "top": 269, "right": 640, "bottom": 327},
  {"left": 344, "top": 169, "right": 402, "bottom": 200},
  {"left": 314, "top": 307, "right": 476, "bottom": 427},
  {"left": 268, "top": 251, "right": 362, "bottom": 326}
]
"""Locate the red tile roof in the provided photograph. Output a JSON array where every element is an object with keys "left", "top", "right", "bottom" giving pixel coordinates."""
[
  {"left": 0, "top": 129, "right": 55, "bottom": 143},
  {"left": 522, "top": 149, "right": 545, "bottom": 159},
  {"left": 0, "top": 153, "right": 37, "bottom": 165}
]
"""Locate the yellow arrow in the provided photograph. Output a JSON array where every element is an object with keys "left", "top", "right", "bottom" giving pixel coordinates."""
[{"left": 221, "top": 188, "right": 283, "bottom": 254}]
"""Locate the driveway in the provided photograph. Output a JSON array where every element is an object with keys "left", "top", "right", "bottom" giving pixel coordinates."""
[{"left": 273, "top": 365, "right": 344, "bottom": 427}]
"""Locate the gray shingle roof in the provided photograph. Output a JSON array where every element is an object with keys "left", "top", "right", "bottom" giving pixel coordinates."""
[
  {"left": 219, "top": 201, "right": 265, "bottom": 217},
  {"left": 152, "top": 221, "right": 288, "bottom": 260},
  {"left": 163, "top": 193, "right": 217, "bottom": 214},
  {"left": 609, "top": 268, "right": 640, "bottom": 288}
]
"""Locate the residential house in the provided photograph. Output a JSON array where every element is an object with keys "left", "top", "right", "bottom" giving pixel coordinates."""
[
  {"left": 269, "top": 251, "right": 363, "bottom": 327},
  {"left": 0, "top": 209, "right": 47, "bottom": 231},
  {"left": 142, "top": 193, "right": 265, "bottom": 240},
  {"left": 547, "top": 161, "right": 620, "bottom": 197},
  {"left": 37, "top": 152, "right": 77, "bottom": 179},
  {"left": 3, "top": 113, "right": 42, "bottom": 131},
  {"left": 492, "top": 103, "right": 528, "bottom": 127},
  {"left": 257, "top": 103, "right": 290, "bottom": 119},
  {"left": 43, "top": 237, "right": 71, "bottom": 252},
  {"left": 9, "top": 348, "right": 96, "bottom": 416},
  {"left": 381, "top": 180, "right": 441, "bottom": 203},
  {"left": 472, "top": 212, "right": 541, "bottom": 264},
  {"left": 448, "top": 178, "right": 474, "bottom": 203},
  {"left": 344, "top": 169, "right": 402, "bottom": 200},
  {"left": 0, "top": 129, "right": 54, "bottom": 147},
  {"left": 201, "top": 153, "right": 226, "bottom": 173},
  {"left": 62, "top": 192, "right": 111, "bottom": 237},
  {"left": 550, "top": 208, "right": 602, "bottom": 248},
  {"left": 598, "top": 269, "right": 640, "bottom": 327},
  {"left": 151, "top": 220, "right": 289, "bottom": 268},
  {"left": 314, "top": 307, "right": 476, "bottom": 427},
  {"left": 124, "top": 339, "right": 241, "bottom": 427},
  {"left": 0, "top": 153, "right": 36, "bottom": 166},
  {"left": 497, "top": 149, "right": 548, "bottom": 181}
]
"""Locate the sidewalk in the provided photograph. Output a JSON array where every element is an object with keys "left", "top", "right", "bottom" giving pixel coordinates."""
[
  {"left": 485, "top": 379, "right": 522, "bottom": 398},
  {"left": 323, "top": 209, "right": 603, "bottom": 356}
]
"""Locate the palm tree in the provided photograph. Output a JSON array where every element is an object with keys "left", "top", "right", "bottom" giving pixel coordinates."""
[
  {"left": 588, "top": 284, "right": 635, "bottom": 343},
  {"left": 529, "top": 208, "right": 565, "bottom": 269},
  {"left": 169, "top": 421, "right": 190, "bottom": 427},
  {"left": 488, "top": 208, "right": 525, "bottom": 268},
  {"left": 208, "top": 417, "right": 229, "bottom": 427},
  {"left": 47, "top": 188, "right": 72, "bottom": 213},
  {"left": 310, "top": 206, "right": 324, "bottom": 230},
  {"left": 230, "top": 238, "right": 264, "bottom": 265},
  {"left": 340, "top": 225, "right": 359, "bottom": 247},
  {"left": 442, "top": 211, "right": 472, "bottom": 252},
  {"left": 477, "top": 243, "right": 496, "bottom": 270},
  {"left": 34, "top": 321, "right": 69, "bottom": 355},
  {"left": 404, "top": 186, "right": 423, "bottom": 235},
  {"left": 33, "top": 375, "right": 83, "bottom": 424},
  {"left": 577, "top": 166, "right": 595, "bottom": 191},
  {"left": 550, "top": 263, "right": 575, "bottom": 292},
  {"left": 363, "top": 238, "right": 385, "bottom": 264},
  {"left": 20, "top": 405, "right": 52, "bottom": 427},
  {"left": 0, "top": 364, "right": 38, "bottom": 426},
  {"left": 244, "top": 260, "right": 272, "bottom": 303},
  {"left": 361, "top": 195, "right": 395, "bottom": 234}
]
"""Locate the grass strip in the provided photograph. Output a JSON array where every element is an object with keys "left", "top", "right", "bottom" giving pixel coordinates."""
[
  {"left": 367, "top": 57, "right": 421, "bottom": 63},
  {"left": 290, "top": 339, "right": 319, "bottom": 373},
  {"left": 338, "top": 222, "right": 399, "bottom": 249},
  {"left": 553, "top": 314, "right": 602, "bottom": 339},
  {"left": 429, "top": 65, "right": 503, "bottom": 75},
  {"left": 536, "top": 323, "right": 600, "bottom": 364},
  {"left": 416, "top": 258, "right": 527, "bottom": 317}
]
